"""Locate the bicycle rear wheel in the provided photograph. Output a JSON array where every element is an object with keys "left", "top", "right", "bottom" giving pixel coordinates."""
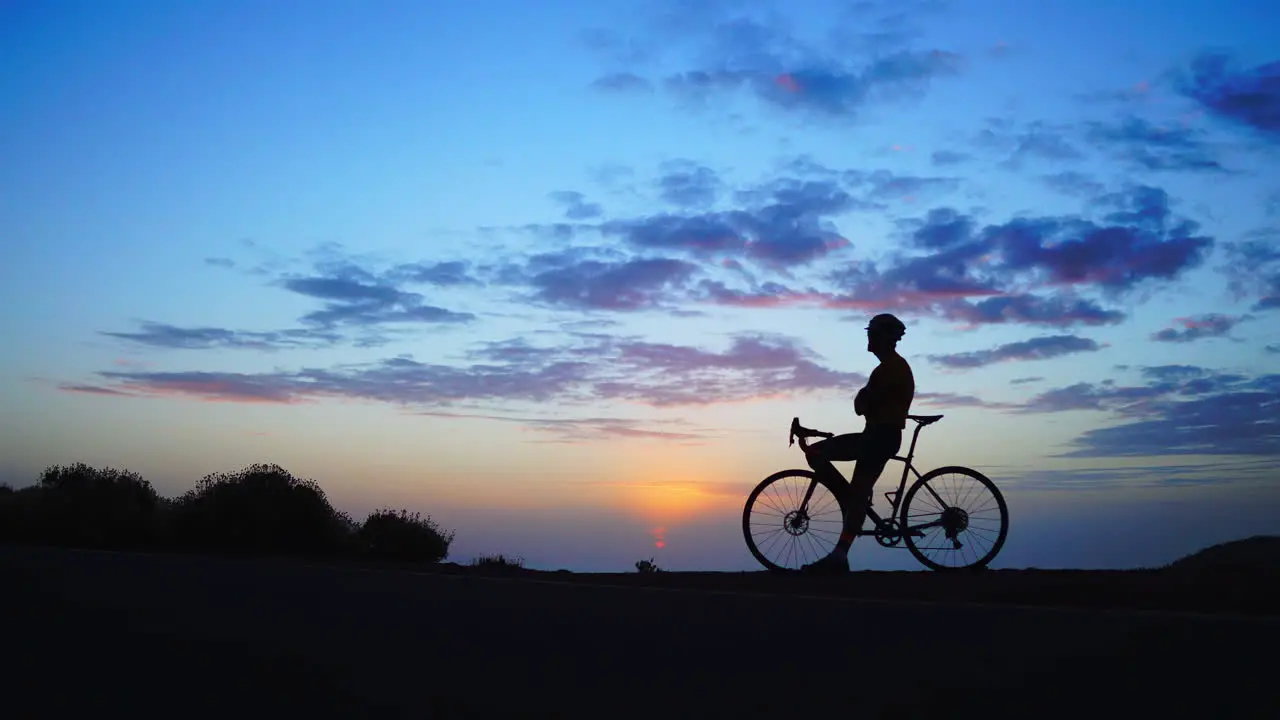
[
  {"left": 901, "top": 465, "right": 1008, "bottom": 571},
  {"left": 742, "top": 469, "right": 847, "bottom": 572}
]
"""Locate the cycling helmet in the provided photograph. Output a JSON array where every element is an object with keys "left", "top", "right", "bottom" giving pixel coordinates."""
[{"left": 866, "top": 313, "right": 907, "bottom": 340}]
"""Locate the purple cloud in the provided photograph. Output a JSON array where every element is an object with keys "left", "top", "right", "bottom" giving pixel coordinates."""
[
  {"left": 1150, "top": 313, "right": 1244, "bottom": 343},
  {"left": 1085, "top": 116, "right": 1226, "bottom": 172},
  {"left": 588, "top": 6, "right": 962, "bottom": 122},
  {"left": 928, "top": 335, "right": 1103, "bottom": 370},
  {"left": 940, "top": 293, "right": 1126, "bottom": 328},
  {"left": 72, "top": 332, "right": 866, "bottom": 411},
  {"left": 655, "top": 160, "right": 723, "bottom": 208},
  {"left": 1178, "top": 51, "right": 1280, "bottom": 139},
  {"left": 526, "top": 257, "right": 699, "bottom": 311}
]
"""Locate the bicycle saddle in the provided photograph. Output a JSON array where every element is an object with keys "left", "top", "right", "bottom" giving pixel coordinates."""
[{"left": 907, "top": 414, "right": 944, "bottom": 425}]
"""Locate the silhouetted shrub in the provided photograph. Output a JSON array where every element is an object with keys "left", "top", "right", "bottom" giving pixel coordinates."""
[
  {"left": 0, "top": 484, "right": 39, "bottom": 541},
  {"left": 166, "top": 463, "right": 353, "bottom": 556},
  {"left": 358, "top": 508, "right": 454, "bottom": 563},
  {"left": 22, "top": 463, "right": 164, "bottom": 548},
  {"left": 472, "top": 553, "right": 524, "bottom": 570},
  {"left": 635, "top": 557, "right": 662, "bottom": 573}
]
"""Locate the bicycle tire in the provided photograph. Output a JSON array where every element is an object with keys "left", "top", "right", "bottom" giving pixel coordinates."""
[
  {"left": 742, "top": 469, "right": 849, "bottom": 572},
  {"left": 900, "top": 465, "right": 1008, "bottom": 572}
]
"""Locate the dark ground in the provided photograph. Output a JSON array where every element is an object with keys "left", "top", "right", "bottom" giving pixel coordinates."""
[{"left": 4, "top": 544, "right": 1277, "bottom": 719}]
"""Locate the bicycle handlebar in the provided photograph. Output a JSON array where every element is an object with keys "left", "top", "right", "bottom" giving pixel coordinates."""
[{"left": 788, "top": 417, "right": 833, "bottom": 446}]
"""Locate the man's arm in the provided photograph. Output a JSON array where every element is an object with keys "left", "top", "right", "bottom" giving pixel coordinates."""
[{"left": 854, "top": 371, "right": 879, "bottom": 416}]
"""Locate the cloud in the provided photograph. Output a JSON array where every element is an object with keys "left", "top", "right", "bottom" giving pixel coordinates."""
[
  {"left": 974, "top": 119, "right": 1082, "bottom": 167},
  {"left": 101, "top": 322, "right": 340, "bottom": 351},
  {"left": 856, "top": 184, "right": 1213, "bottom": 317},
  {"left": 1220, "top": 234, "right": 1280, "bottom": 311},
  {"left": 107, "top": 249, "right": 482, "bottom": 353},
  {"left": 91, "top": 370, "right": 307, "bottom": 404},
  {"left": 928, "top": 335, "right": 1103, "bottom": 369},
  {"left": 848, "top": 169, "right": 960, "bottom": 202},
  {"left": 986, "top": 185, "right": 1212, "bottom": 296},
  {"left": 1085, "top": 116, "right": 1226, "bottom": 172},
  {"left": 1010, "top": 376, "right": 1044, "bottom": 385},
  {"left": 282, "top": 274, "right": 475, "bottom": 329},
  {"left": 73, "top": 332, "right": 865, "bottom": 410},
  {"left": 589, "top": 72, "right": 653, "bottom": 93},
  {"left": 59, "top": 384, "right": 135, "bottom": 397},
  {"left": 204, "top": 257, "right": 236, "bottom": 269},
  {"left": 1150, "top": 313, "right": 1244, "bottom": 343},
  {"left": 1003, "top": 458, "right": 1278, "bottom": 489},
  {"left": 416, "top": 411, "right": 712, "bottom": 444},
  {"left": 1013, "top": 365, "right": 1279, "bottom": 457},
  {"left": 1177, "top": 51, "right": 1280, "bottom": 139},
  {"left": 598, "top": 176, "right": 859, "bottom": 268},
  {"left": 913, "top": 392, "right": 1019, "bottom": 410},
  {"left": 655, "top": 160, "right": 722, "bottom": 208},
  {"left": 930, "top": 150, "right": 971, "bottom": 166},
  {"left": 525, "top": 256, "right": 700, "bottom": 311},
  {"left": 549, "top": 191, "right": 604, "bottom": 220},
  {"left": 1040, "top": 171, "right": 1105, "bottom": 198},
  {"left": 1266, "top": 344, "right": 1280, "bottom": 354},
  {"left": 758, "top": 50, "right": 963, "bottom": 120},
  {"left": 588, "top": 5, "right": 963, "bottom": 122},
  {"left": 386, "top": 260, "right": 483, "bottom": 287},
  {"left": 1060, "top": 377, "right": 1280, "bottom": 457},
  {"left": 939, "top": 293, "right": 1126, "bottom": 328}
]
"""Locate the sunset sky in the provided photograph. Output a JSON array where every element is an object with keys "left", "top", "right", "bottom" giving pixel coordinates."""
[{"left": 3, "top": 0, "right": 1277, "bottom": 571}]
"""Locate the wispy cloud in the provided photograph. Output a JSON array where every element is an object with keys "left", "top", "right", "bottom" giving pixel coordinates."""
[
  {"left": 71, "top": 332, "right": 864, "bottom": 410},
  {"left": 1085, "top": 116, "right": 1226, "bottom": 173},
  {"left": 928, "top": 335, "right": 1103, "bottom": 369},
  {"left": 1150, "top": 313, "right": 1245, "bottom": 343},
  {"left": 1015, "top": 366, "right": 1280, "bottom": 457},
  {"left": 101, "top": 322, "right": 340, "bottom": 351},
  {"left": 586, "top": 2, "right": 963, "bottom": 122},
  {"left": 416, "top": 411, "right": 713, "bottom": 444}
]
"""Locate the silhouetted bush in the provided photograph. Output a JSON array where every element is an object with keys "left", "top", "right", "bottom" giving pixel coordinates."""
[
  {"left": 471, "top": 553, "right": 525, "bottom": 570},
  {"left": 0, "top": 484, "right": 38, "bottom": 541},
  {"left": 166, "top": 463, "right": 354, "bottom": 556},
  {"left": 358, "top": 508, "right": 454, "bottom": 563},
  {"left": 17, "top": 463, "right": 164, "bottom": 548},
  {"left": 635, "top": 557, "right": 662, "bottom": 573}
]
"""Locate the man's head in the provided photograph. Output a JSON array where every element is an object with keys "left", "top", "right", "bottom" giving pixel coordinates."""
[{"left": 865, "top": 313, "right": 906, "bottom": 354}]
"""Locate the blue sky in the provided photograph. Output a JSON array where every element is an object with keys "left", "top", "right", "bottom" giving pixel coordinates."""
[{"left": 2, "top": 0, "right": 1278, "bottom": 571}]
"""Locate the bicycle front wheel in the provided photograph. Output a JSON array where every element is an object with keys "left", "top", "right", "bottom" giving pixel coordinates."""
[
  {"left": 742, "top": 469, "right": 848, "bottom": 572},
  {"left": 901, "top": 465, "right": 1008, "bottom": 571}
]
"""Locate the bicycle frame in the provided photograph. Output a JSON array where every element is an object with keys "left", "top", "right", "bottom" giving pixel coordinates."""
[{"left": 794, "top": 418, "right": 952, "bottom": 540}]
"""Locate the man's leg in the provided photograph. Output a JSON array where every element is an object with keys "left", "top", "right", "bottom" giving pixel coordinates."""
[
  {"left": 844, "top": 455, "right": 891, "bottom": 548},
  {"left": 803, "top": 434, "right": 863, "bottom": 566},
  {"left": 841, "top": 430, "right": 902, "bottom": 551}
]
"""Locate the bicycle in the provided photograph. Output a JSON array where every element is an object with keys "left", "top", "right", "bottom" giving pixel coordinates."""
[{"left": 742, "top": 414, "right": 1009, "bottom": 572}]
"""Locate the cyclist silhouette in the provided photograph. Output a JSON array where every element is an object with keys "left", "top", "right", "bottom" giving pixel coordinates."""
[{"left": 801, "top": 312, "right": 914, "bottom": 573}]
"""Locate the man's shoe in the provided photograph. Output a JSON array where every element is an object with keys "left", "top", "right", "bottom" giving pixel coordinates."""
[{"left": 800, "top": 553, "right": 849, "bottom": 574}]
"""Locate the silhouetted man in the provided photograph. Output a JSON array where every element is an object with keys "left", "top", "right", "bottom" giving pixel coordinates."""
[{"left": 801, "top": 312, "right": 914, "bottom": 573}]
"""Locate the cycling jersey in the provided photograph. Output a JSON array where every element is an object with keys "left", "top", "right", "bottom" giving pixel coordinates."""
[{"left": 860, "top": 353, "right": 915, "bottom": 429}]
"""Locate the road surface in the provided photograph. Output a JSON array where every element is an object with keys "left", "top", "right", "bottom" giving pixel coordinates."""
[{"left": 4, "top": 545, "right": 1275, "bottom": 719}]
